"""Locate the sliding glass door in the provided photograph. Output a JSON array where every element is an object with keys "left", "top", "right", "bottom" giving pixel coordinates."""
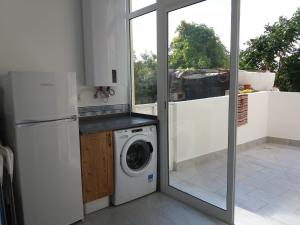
[{"left": 157, "top": 0, "right": 240, "bottom": 224}]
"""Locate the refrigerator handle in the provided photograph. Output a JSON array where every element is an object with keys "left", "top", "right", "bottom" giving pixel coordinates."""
[
  {"left": 16, "top": 115, "right": 78, "bottom": 127},
  {"left": 67, "top": 115, "right": 78, "bottom": 122}
]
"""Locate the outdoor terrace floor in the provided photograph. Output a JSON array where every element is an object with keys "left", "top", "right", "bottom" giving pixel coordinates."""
[{"left": 170, "top": 143, "right": 300, "bottom": 225}]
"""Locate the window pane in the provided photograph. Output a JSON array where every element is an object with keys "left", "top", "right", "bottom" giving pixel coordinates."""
[
  {"left": 130, "top": 12, "right": 157, "bottom": 115},
  {"left": 168, "top": 0, "right": 231, "bottom": 210},
  {"left": 168, "top": 0, "right": 231, "bottom": 102},
  {"left": 130, "top": 0, "right": 156, "bottom": 12},
  {"left": 236, "top": 1, "right": 300, "bottom": 224}
]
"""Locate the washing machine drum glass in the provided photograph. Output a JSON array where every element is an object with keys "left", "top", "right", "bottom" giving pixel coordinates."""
[{"left": 126, "top": 140, "right": 153, "bottom": 171}]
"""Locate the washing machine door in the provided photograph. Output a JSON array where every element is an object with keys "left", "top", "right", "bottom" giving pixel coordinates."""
[{"left": 121, "top": 134, "right": 153, "bottom": 177}]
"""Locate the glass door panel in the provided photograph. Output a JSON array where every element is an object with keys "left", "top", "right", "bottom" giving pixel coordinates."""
[
  {"left": 167, "top": 0, "right": 231, "bottom": 210},
  {"left": 130, "top": 12, "right": 157, "bottom": 115}
]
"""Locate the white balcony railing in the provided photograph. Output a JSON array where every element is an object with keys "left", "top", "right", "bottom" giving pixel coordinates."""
[{"left": 133, "top": 91, "right": 300, "bottom": 167}]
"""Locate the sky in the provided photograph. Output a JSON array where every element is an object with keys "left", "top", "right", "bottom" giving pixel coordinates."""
[
  {"left": 131, "top": 0, "right": 300, "bottom": 57},
  {"left": 131, "top": 0, "right": 156, "bottom": 11}
]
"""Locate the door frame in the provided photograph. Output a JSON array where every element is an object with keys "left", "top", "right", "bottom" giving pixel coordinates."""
[{"left": 157, "top": 0, "right": 240, "bottom": 224}]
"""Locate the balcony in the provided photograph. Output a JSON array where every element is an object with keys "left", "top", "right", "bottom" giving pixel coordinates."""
[{"left": 133, "top": 91, "right": 300, "bottom": 225}]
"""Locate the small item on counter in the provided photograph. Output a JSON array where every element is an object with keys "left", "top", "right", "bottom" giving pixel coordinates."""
[
  {"left": 239, "top": 84, "right": 255, "bottom": 94},
  {"left": 240, "top": 89, "right": 255, "bottom": 94},
  {"left": 243, "top": 84, "right": 251, "bottom": 90}
]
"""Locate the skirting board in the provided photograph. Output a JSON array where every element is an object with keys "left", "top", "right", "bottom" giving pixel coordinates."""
[
  {"left": 173, "top": 136, "right": 300, "bottom": 171},
  {"left": 84, "top": 197, "right": 110, "bottom": 215},
  {"left": 267, "top": 136, "right": 300, "bottom": 148}
]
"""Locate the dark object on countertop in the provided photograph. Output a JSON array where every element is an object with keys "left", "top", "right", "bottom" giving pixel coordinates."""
[{"left": 79, "top": 113, "right": 158, "bottom": 134}]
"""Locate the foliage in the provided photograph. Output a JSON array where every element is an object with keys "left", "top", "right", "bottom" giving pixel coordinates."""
[
  {"left": 240, "top": 8, "right": 300, "bottom": 91},
  {"left": 133, "top": 21, "right": 231, "bottom": 104},
  {"left": 169, "top": 21, "right": 230, "bottom": 70},
  {"left": 275, "top": 50, "right": 300, "bottom": 91},
  {"left": 133, "top": 52, "right": 157, "bottom": 104}
]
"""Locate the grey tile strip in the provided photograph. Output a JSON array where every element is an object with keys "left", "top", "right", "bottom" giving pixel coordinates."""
[
  {"left": 173, "top": 136, "right": 300, "bottom": 171},
  {"left": 78, "top": 104, "right": 130, "bottom": 117},
  {"left": 237, "top": 137, "right": 268, "bottom": 151},
  {"left": 267, "top": 136, "right": 300, "bottom": 148}
]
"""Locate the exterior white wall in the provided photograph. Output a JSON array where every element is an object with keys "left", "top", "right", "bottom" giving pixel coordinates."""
[
  {"left": 173, "top": 96, "right": 229, "bottom": 162},
  {"left": 0, "top": 0, "right": 128, "bottom": 107},
  {"left": 268, "top": 92, "right": 300, "bottom": 140},
  {"left": 173, "top": 92, "right": 269, "bottom": 162},
  {"left": 133, "top": 104, "right": 157, "bottom": 115},
  {"left": 134, "top": 91, "right": 300, "bottom": 163},
  {"left": 238, "top": 71, "right": 275, "bottom": 91},
  {"left": 237, "top": 92, "right": 269, "bottom": 145}
]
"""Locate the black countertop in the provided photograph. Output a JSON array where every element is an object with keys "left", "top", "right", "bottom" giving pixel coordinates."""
[{"left": 79, "top": 113, "right": 158, "bottom": 134}]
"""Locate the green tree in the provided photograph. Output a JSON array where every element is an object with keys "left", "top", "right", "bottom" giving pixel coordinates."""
[
  {"left": 276, "top": 50, "right": 300, "bottom": 91},
  {"left": 240, "top": 8, "right": 300, "bottom": 91},
  {"left": 134, "top": 52, "right": 157, "bottom": 104},
  {"left": 133, "top": 22, "right": 231, "bottom": 104},
  {"left": 169, "top": 21, "right": 230, "bottom": 69}
]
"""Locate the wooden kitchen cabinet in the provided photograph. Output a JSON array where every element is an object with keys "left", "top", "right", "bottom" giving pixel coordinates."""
[{"left": 80, "top": 131, "right": 114, "bottom": 203}]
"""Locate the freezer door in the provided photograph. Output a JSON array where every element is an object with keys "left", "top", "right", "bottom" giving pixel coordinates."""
[
  {"left": 10, "top": 72, "right": 78, "bottom": 123},
  {"left": 15, "top": 119, "right": 83, "bottom": 225}
]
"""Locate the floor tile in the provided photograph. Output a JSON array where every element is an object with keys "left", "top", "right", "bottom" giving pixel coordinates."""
[
  {"left": 78, "top": 143, "right": 300, "bottom": 225},
  {"left": 76, "top": 193, "right": 225, "bottom": 225},
  {"left": 170, "top": 143, "right": 300, "bottom": 225}
]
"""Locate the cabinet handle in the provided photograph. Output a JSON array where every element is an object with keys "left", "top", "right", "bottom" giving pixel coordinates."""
[{"left": 107, "top": 133, "right": 112, "bottom": 147}]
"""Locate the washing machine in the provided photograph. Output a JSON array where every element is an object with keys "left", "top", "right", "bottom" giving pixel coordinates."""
[{"left": 112, "top": 125, "right": 157, "bottom": 205}]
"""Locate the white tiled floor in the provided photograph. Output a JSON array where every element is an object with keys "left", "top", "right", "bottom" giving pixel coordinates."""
[
  {"left": 170, "top": 143, "right": 300, "bottom": 225},
  {"left": 76, "top": 193, "right": 226, "bottom": 225},
  {"left": 77, "top": 143, "right": 300, "bottom": 225}
]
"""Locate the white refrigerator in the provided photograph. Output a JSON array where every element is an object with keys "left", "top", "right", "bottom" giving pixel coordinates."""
[{"left": 0, "top": 72, "right": 84, "bottom": 225}]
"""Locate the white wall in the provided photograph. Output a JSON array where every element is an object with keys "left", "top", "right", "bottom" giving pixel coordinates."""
[
  {"left": 237, "top": 92, "right": 269, "bottom": 145},
  {"left": 134, "top": 91, "right": 300, "bottom": 163},
  {"left": 268, "top": 92, "right": 300, "bottom": 140},
  {"left": 133, "top": 103, "right": 157, "bottom": 115},
  {"left": 172, "top": 92, "right": 270, "bottom": 162},
  {"left": 173, "top": 96, "right": 229, "bottom": 162},
  {"left": 0, "top": 0, "right": 128, "bottom": 107}
]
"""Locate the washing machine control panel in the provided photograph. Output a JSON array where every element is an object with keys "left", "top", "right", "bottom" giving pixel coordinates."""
[
  {"left": 115, "top": 125, "right": 156, "bottom": 136},
  {"left": 132, "top": 128, "right": 143, "bottom": 133}
]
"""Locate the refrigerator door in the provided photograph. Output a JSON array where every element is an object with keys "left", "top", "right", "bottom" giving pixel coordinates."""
[
  {"left": 10, "top": 72, "right": 78, "bottom": 123},
  {"left": 15, "top": 119, "right": 83, "bottom": 225}
]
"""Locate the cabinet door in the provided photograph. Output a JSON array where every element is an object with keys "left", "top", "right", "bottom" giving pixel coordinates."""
[{"left": 80, "top": 131, "right": 114, "bottom": 203}]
